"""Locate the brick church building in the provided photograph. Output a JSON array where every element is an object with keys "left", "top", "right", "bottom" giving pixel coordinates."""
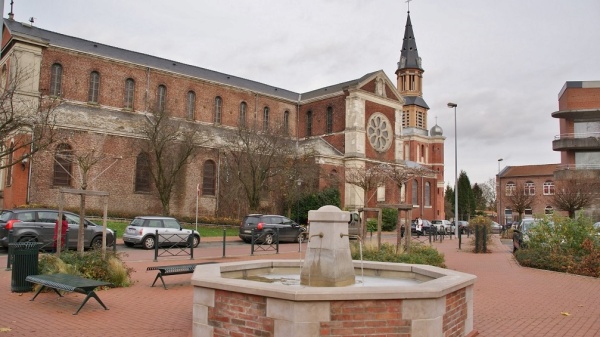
[{"left": 0, "top": 11, "right": 446, "bottom": 220}]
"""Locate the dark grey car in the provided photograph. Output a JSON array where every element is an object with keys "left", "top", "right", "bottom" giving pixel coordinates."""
[
  {"left": 0, "top": 209, "right": 115, "bottom": 250},
  {"left": 239, "top": 214, "right": 306, "bottom": 244}
]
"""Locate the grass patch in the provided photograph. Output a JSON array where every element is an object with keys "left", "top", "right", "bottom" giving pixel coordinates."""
[
  {"left": 99, "top": 219, "right": 239, "bottom": 239},
  {"left": 350, "top": 242, "right": 445, "bottom": 268}
]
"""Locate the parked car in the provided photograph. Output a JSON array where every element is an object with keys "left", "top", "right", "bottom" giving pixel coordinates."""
[
  {"left": 411, "top": 219, "right": 432, "bottom": 235},
  {"left": 239, "top": 214, "right": 306, "bottom": 244},
  {"left": 490, "top": 221, "right": 502, "bottom": 233},
  {"left": 348, "top": 212, "right": 361, "bottom": 237},
  {"left": 122, "top": 216, "right": 200, "bottom": 249},
  {"left": 512, "top": 218, "right": 541, "bottom": 252},
  {"left": 432, "top": 219, "right": 453, "bottom": 234},
  {"left": 0, "top": 209, "right": 115, "bottom": 250}
]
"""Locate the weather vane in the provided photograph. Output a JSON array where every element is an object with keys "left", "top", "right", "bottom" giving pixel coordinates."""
[{"left": 406, "top": 0, "right": 412, "bottom": 13}]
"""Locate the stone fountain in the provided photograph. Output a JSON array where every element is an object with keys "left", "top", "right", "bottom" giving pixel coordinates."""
[{"left": 191, "top": 206, "right": 477, "bottom": 336}]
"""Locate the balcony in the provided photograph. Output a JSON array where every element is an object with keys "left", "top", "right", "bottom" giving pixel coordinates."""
[
  {"left": 554, "top": 164, "right": 600, "bottom": 180},
  {"left": 553, "top": 132, "right": 600, "bottom": 151}
]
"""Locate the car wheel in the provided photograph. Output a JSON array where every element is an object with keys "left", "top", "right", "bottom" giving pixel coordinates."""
[
  {"left": 124, "top": 242, "right": 135, "bottom": 248},
  {"left": 192, "top": 235, "right": 200, "bottom": 248},
  {"left": 242, "top": 238, "right": 251, "bottom": 243},
  {"left": 263, "top": 233, "right": 274, "bottom": 245},
  {"left": 142, "top": 236, "right": 156, "bottom": 250},
  {"left": 91, "top": 236, "right": 102, "bottom": 250}
]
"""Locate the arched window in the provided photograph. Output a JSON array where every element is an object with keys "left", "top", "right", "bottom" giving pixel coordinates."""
[
  {"left": 214, "top": 96, "right": 222, "bottom": 123},
  {"left": 53, "top": 143, "right": 72, "bottom": 186},
  {"left": 326, "top": 107, "right": 333, "bottom": 133},
  {"left": 306, "top": 110, "right": 313, "bottom": 136},
  {"left": 545, "top": 206, "right": 554, "bottom": 215},
  {"left": 157, "top": 85, "right": 167, "bottom": 112},
  {"left": 88, "top": 71, "right": 100, "bottom": 103},
  {"left": 239, "top": 102, "right": 247, "bottom": 127},
  {"left": 543, "top": 181, "right": 555, "bottom": 195},
  {"left": 50, "top": 63, "right": 63, "bottom": 96},
  {"left": 524, "top": 181, "right": 535, "bottom": 195},
  {"left": 524, "top": 208, "right": 533, "bottom": 216},
  {"left": 187, "top": 91, "right": 196, "bottom": 120},
  {"left": 202, "top": 160, "right": 216, "bottom": 196},
  {"left": 328, "top": 169, "right": 339, "bottom": 187},
  {"left": 135, "top": 152, "right": 151, "bottom": 192},
  {"left": 283, "top": 110, "right": 290, "bottom": 134},
  {"left": 412, "top": 179, "right": 418, "bottom": 205},
  {"left": 124, "top": 78, "right": 135, "bottom": 109},
  {"left": 400, "top": 183, "right": 406, "bottom": 202},
  {"left": 425, "top": 182, "right": 431, "bottom": 206},
  {"left": 505, "top": 182, "right": 515, "bottom": 196},
  {"left": 263, "top": 107, "right": 269, "bottom": 130}
]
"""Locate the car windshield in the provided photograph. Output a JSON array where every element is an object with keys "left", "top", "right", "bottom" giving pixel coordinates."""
[{"left": 130, "top": 218, "right": 145, "bottom": 227}]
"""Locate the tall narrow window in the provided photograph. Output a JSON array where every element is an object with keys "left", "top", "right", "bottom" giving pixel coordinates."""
[
  {"left": 5, "top": 143, "right": 13, "bottom": 186},
  {"left": 239, "top": 102, "right": 247, "bottom": 127},
  {"left": 50, "top": 63, "right": 63, "bottom": 96},
  {"left": 157, "top": 85, "right": 167, "bottom": 112},
  {"left": 506, "top": 182, "right": 515, "bottom": 196},
  {"left": 135, "top": 152, "right": 151, "bottom": 192},
  {"left": 412, "top": 179, "right": 418, "bottom": 205},
  {"left": 202, "top": 160, "right": 216, "bottom": 196},
  {"left": 326, "top": 107, "right": 333, "bottom": 133},
  {"left": 306, "top": 110, "right": 313, "bottom": 136},
  {"left": 263, "top": 107, "right": 269, "bottom": 130},
  {"left": 283, "top": 110, "right": 290, "bottom": 134},
  {"left": 53, "top": 143, "right": 72, "bottom": 186},
  {"left": 187, "top": 91, "right": 196, "bottom": 120},
  {"left": 425, "top": 182, "right": 431, "bottom": 206},
  {"left": 88, "top": 71, "right": 100, "bottom": 103},
  {"left": 124, "top": 78, "right": 135, "bottom": 109},
  {"left": 214, "top": 96, "right": 222, "bottom": 123}
]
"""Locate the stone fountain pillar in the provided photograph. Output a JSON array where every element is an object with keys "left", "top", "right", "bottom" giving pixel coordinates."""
[{"left": 300, "top": 205, "right": 355, "bottom": 287}]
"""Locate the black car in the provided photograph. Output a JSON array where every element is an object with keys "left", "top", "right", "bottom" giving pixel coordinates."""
[
  {"left": 0, "top": 209, "right": 115, "bottom": 250},
  {"left": 239, "top": 214, "right": 306, "bottom": 244}
]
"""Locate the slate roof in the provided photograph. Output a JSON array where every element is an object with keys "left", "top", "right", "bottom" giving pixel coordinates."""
[
  {"left": 398, "top": 12, "right": 422, "bottom": 71},
  {"left": 404, "top": 96, "right": 429, "bottom": 109}
]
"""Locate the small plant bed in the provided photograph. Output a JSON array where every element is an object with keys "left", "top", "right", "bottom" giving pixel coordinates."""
[{"left": 350, "top": 242, "right": 445, "bottom": 268}]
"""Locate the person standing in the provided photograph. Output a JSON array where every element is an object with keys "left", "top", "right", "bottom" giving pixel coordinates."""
[
  {"left": 416, "top": 217, "right": 423, "bottom": 236},
  {"left": 53, "top": 214, "right": 68, "bottom": 253}
]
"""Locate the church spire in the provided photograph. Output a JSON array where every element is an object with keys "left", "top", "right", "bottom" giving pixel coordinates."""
[{"left": 397, "top": 12, "right": 422, "bottom": 71}]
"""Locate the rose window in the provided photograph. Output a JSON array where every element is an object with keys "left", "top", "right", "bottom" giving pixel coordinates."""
[{"left": 367, "top": 113, "right": 392, "bottom": 152}]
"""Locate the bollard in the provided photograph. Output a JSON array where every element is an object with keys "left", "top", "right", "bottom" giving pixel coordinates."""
[{"left": 222, "top": 228, "right": 226, "bottom": 258}]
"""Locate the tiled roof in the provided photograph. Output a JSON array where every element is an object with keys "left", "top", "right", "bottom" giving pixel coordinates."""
[{"left": 500, "top": 164, "right": 560, "bottom": 178}]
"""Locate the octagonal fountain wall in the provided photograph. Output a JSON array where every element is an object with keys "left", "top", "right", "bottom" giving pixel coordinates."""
[{"left": 192, "top": 206, "right": 477, "bottom": 337}]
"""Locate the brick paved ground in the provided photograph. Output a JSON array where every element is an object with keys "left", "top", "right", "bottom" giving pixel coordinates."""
[{"left": 0, "top": 234, "right": 598, "bottom": 336}]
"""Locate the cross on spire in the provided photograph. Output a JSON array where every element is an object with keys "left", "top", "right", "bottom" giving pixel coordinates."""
[{"left": 406, "top": 0, "right": 412, "bottom": 13}]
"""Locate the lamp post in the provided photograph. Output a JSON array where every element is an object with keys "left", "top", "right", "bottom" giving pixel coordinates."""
[
  {"left": 296, "top": 178, "right": 302, "bottom": 224},
  {"left": 447, "top": 102, "right": 458, "bottom": 238},
  {"left": 497, "top": 158, "right": 503, "bottom": 226}
]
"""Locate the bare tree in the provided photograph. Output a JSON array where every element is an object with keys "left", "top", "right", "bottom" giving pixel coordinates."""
[
  {"left": 482, "top": 177, "right": 496, "bottom": 210},
  {"left": 551, "top": 179, "right": 600, "bottom": 218},
  {"left": 221, "top": 122, "right": 294, "bottom": 212},
  {"left": 142, "top": 109, "right": 200, "bottom": 215},
  {"left": 0, "top": 65, "right": 59, "bottom": 169},
  {"left": 502, "top": 182, "right": 535, "bottom": 221}
]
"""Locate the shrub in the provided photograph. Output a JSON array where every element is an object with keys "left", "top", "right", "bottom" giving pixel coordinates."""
[
  {"left": 468, "top": 216, "right": 493, "bottom": 253},
  {"left": 38, "top": 251, "right": 134, "bottom": 287},
  {"left": 350, "top": 242, "right": 445, "bottom": 268},
  {"left": 381, "top": 208, "right": 398, "bottom": 231}
]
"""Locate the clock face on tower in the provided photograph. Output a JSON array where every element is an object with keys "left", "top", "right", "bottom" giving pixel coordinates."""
[{"left": 367, "top": 112, "right": 392, "bottom": 153}]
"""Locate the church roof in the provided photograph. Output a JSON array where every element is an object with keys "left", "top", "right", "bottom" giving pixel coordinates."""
[
  {"left": 2, "top": 18, "right": 301, "bottom": 101},
  {"left": 300, "top": 71, "right": 381, "bottom": 101},
  {"left": 397, "top": 12, "right": 422, "bottom": 71}
]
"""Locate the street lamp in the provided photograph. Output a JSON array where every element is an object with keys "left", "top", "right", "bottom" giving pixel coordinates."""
[
  {"left": 447, "top": 102, "right": 458, "bottom": 238},
  {"left": 296, "top": 178, "right": 303, "bottom": 224},
  {"left": 497, "top": 158, "right": 503, "bottom": 226}
]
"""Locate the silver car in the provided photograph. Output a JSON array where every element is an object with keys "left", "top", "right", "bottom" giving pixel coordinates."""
[{"left": 122, "top": 216, "right": 200, "bottom": 249}]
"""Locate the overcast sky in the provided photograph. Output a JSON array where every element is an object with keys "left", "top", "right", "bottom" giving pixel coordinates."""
[{"left": 7, "top": 0, "right": 600, "bottom": 186}]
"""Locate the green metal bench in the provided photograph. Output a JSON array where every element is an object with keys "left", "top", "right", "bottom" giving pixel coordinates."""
[
  {"left": 25, "top": 273, "right": 112, "bottom": 315},
  {"left": 147, "top": 262, "right": 216, "bottom": 290}
]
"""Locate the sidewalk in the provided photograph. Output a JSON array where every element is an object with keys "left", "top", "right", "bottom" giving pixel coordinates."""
[{"left": 0, "top": 234, "right": 598, "bottom": 336}]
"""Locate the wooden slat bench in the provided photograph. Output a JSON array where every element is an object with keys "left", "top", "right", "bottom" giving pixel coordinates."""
[
  {"left": 25, "top": 273, "right": 112, "bottom": 315},
  {"left": 147, "top": 262, "right": 216, "bottom": 289}
]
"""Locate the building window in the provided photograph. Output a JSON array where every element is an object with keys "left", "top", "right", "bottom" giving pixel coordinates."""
[
  {"left": 425, "top": 182, "right": 431, "bottom": 206},
  {"left": 543, "top": 181, "right": 555, "bottom": 195},
  {"left": 524, "top": 208, "right": 533, "bottom": 216},
  {"left": 524, "top": 181, "right": 535, "bottom": 195},
  {"left": 157, "top": 85, "right": 167, "bottom": 112},
  {"left": 135, "top": 152, "right": 151, "bottom": 192},
  {"left": 88, "top": 71, "right": 100, "bottom": 103},
  {"left": 5, "top": 142, "right": 13, "bottom": 186},
  {"left": 412, "top": 179, "right": 418, "bottom": 205},
  {"left": 326, "top": 107, "right": 333, "bottom": 133},
  {"left": 306, "top": 110, "right": 313, "bottom": 136},
  {"left": 283, "top": 110, "right": 290, "bottom": 134},
  {"left": 505, "top": 182, "right": 515, "bottom": 196},
  {"left": 50, "top": 63, "right": 63, "bottom": 96},
  {"left": 263, "top": 107, "right": 269, "bottom": 130},
  {"left": 53, "top": 143, "right": 72, "bottom": 186},
  {"left": 417, "top": 111, "right": 424, "bottom": 128},
  {"left": 202, "top": 160, "right": 216, "bottom": 196},
  {"left": 187, "top": 91, "right": 196, "bottom": 120},
  {"left": 377, "top": 185, "right": 385, "bottom": 202},
  {"left": 124, "top": 78, "right": 135, "bottom": 109},
  {"left": 545, "top": 206, "right": 554, "bottom": 215},
  {"left": 239, "top": 102, "right": 247, "bottom": 127},
  {"left": 214, "top": 96, "right": 222, "bottom": 123},
  {"left": 400, "top": 183, "right": 406, "bottom": 202}
]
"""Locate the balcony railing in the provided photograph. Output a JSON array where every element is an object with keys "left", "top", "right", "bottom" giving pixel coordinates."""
[
  {"left": 554, "top": 132, "right": 600, "bottom": 140},
  {"left": 556, "top": 164, "right": 600, "bottom": 170}
]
